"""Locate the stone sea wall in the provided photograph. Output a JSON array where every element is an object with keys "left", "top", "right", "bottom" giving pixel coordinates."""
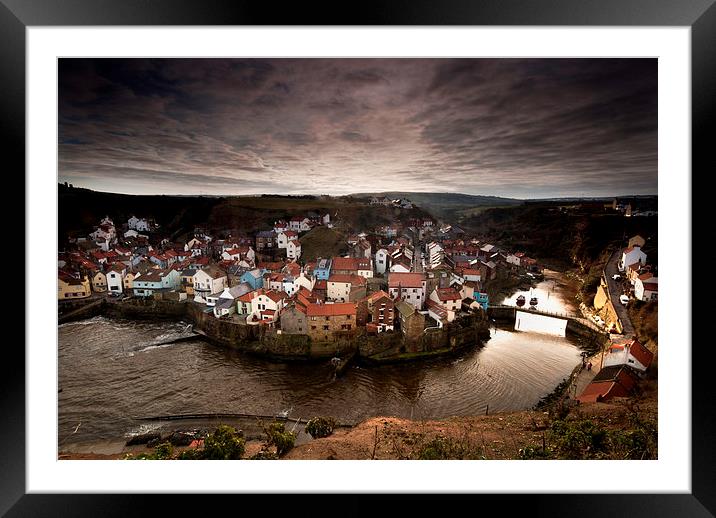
[{"left": 63, "top": 298, "right": 491, "bottom": 362}]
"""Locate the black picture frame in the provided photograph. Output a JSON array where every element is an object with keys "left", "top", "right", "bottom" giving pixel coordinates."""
[{"left": 3, "top": 0, "right": 710, "bottom": 515}]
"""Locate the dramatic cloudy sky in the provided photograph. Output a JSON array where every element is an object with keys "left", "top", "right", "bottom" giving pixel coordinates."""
[{"left": 59, "top": 58, "right": 657, "bottom": 198}]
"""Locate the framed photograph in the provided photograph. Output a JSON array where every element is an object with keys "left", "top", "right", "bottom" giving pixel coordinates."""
[{"left": 6, "top": 0, "right": 711, "bottom": 514}]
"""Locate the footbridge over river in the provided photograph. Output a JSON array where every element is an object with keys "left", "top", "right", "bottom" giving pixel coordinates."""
[{"left": 487, "top": 305, "right": 607, "bottom": 339}]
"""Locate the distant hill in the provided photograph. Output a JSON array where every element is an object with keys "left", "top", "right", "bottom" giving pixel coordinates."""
[
  {"left": 58, "top": 185, "right": 434, "bottom": 245},
  {"left": 351, "top": 192, "right": 523, "bottom": 223}
]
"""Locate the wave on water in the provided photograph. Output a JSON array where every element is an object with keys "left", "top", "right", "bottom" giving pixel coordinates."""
[{"left": 58, "top": 315, "right": 109, "bottom": 328}]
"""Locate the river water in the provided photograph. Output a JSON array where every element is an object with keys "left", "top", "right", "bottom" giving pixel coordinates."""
[{"left": 58, "top": 270, "right": 585, "bottom": 445}]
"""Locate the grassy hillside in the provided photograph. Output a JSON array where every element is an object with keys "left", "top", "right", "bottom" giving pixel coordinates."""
[
  {"left": 59, "top": 186, "right": 435, "bottom": 245},
  {"left": 460, "top": 202, "right": 658, "bottom": 268},
  {"left": 300, "top": 226, "right": 348, "bottom": 262},
  {"left": 58, "top": 184, "right": 221, "bottom": 244},
  {"left": 351, "top": 191, "right": 523, "bottom": 223}
]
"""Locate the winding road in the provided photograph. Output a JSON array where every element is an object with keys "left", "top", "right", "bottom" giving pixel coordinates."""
[{"left": 604, "top": 249, "right": 635, "bottom": 337}]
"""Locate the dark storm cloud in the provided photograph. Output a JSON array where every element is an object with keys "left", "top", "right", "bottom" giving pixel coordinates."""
[{"left": 59, "top": 58, "right": 657, "bottom": 197}]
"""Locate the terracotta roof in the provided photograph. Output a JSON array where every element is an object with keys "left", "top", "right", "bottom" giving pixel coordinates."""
[
  {"left": 328, "top": 274, "right": 366, "bottom": 286},
  {"left": 638, "top": 272, "right": 656, "bottom": 282},
  {"left": 643, "top": 283, "right": 658, "bottom": 292},
  {"left": 388, "top": 272, "right": 425, "bottom": 288},
  {"left": 434, "top": 287, "right": 461, "bottom": 301},
  {"left": 627, "top": 339, "right": 654, "bottom": 368},
  {"left": 282, "top": 230, "right": 298, "bottom": 238},
  {"left": 577, "top": 366, "right": 639, "bottom": 403},
  {"left": 426, "top": 299, "right": 448, "bottom": 318},
  {"left": 265, "top": 290, "right": 286, "bottom": 303},
  {"left": 305, "top": 302, "right": 356, "bottom": 317},
  {"left": 238, "top": 292, "right": 254, "bottom": 303},
  {"left": 367, "top": 290, "right": 391, "bottom": 303},
  {"left": 314, "top": 280, "right": 327, "bottom": 289},
  {"left": 331, "top": 257, "right": 359, "bottom": 271}
]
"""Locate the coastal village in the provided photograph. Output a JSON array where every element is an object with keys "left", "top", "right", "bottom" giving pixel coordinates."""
[
  {"left": 58, "top": 194, "right": 657, "bottom": 405},
  {"left": 57, "top": 196, "right": 534, "bottom": 345}
]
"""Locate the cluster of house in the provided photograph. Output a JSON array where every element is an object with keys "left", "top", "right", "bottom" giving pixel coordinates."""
[
  {"left": 618, "top": 235, "right": 657, "bottom": 302},
  {"left": 58, "top": 209, "right": 543, "bottom": 343},
  {"left": 369, "top": 196, "right": 413, "bottom": 209}
]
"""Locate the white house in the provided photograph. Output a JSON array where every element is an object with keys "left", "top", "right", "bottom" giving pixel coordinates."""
[
  {"left": 282, "top": 276, "right": 298, "bottom": 297},
  {"left": 634, "top": 274, "right": 658, "bottom": 301},
  {"left": 193, "top": 267, "right": 228, "bottom": 303},
  {"left": 221, "top": 248, "right": 242, "bottom": 261},
  {"left": 128, "top": 216, "right": 152, "bottom": 232},
  {"left": 106, "top": 265, "right": 126, "bottom": 294},
  {"left": 429, "top": 287, "right": 461, "bottom": 320},
  {"left": 237, "top": 289, "right": 286, "bottom": 325},
  {"left": 375, "top": 248, "right": 390, "bottom": 275},
  {"left": 619, "top": 245, "right": 647, "bottom": 272},
  {"left": 289, "top": 216, "right": 311, "bottom": 232},
  {"left": 293, "top": 272, "right": 315, "bottom": 292},
  {"left": 458, "top": 268, "right": 482, "bottom": 284},
  {"left": 287, "top": 239, "right": 302, "bottom": 260},
  {"left": 277, "top": 230, "right": 299, "bottom": 249},
  {"left": 602, "top": 338, "right": 654, "bottom": 372},
  {"left": 327, "top": 274, "right": 365, "bottom": 303},
  {"left": 388, "top": 272, "right": 427, "bottom": 310},
  {"left": 389, "top": 260, "right": 411, "bottom": 273},
  {"left": 426, "top": 241, "right": 444, "bottom": 268},
  {"left": 274, "top": 220, "right": 290, "bottom": 233},
  {"left": 90, "top": 224, "right": 115, "bottom": 243},
  {"left": 212, "top": 282, "right": 253, "bottom": 317},
  {"left": 356, "top": 258, "right": 373, "bottom": 278}
]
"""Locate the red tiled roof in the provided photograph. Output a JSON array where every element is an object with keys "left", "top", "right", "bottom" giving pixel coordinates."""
[
  {"left": 238, "top": 292, "right": 254, "bottom": 303},
  {"left": 628, "top": 339, "right": 654, "bottom": 368},
  {"left": 266, "top": 290, "right": 286, "bottom": 303},
  {"left": 577, "top": 367, "right": 638, "bottom": 403},
  {"left": 331, "top": 257, "right": 359, "bottom": 271},
  {"left": 306, "top": 302, "right": 356, "bottom": 317},
  {"left": 643, "top": 283, "right": 658, "bottom": 292},
  {"left": 328, "top": 274, "right": 366, "bottom": 286},
  {"left": 638, "top": 272, "right": 654, "bottom": 282},
  {"left": 367, "top": 290, "right": 391, "bottom": 303},
  {"left": 258, "top": 261, "right": 284, "bottom": 272},
  {"left": 426, "top": 299, "right": 448, "bottom": 318},
  {"left": 314, "top": 280, "right": 327, "bottom": 289},
  {"left": 434, "top": 287, "right": 461, "bottom": 301},
  {"left": 388, "top": 272, "right": 425, "bottom": 288}
]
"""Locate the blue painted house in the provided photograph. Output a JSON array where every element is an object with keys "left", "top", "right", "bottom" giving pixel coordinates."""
[
  {"left": 475, "top": 291, "right": 489, "bottom": 310},
  {"left": 132, "top": 268, "right": 180, "bottom": 297},
  {"left": 240, "top": 268, "right": 265, "bottom": 290},
  {"left": 314, "top": 258, "right": 332, "bottom": 281}
]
